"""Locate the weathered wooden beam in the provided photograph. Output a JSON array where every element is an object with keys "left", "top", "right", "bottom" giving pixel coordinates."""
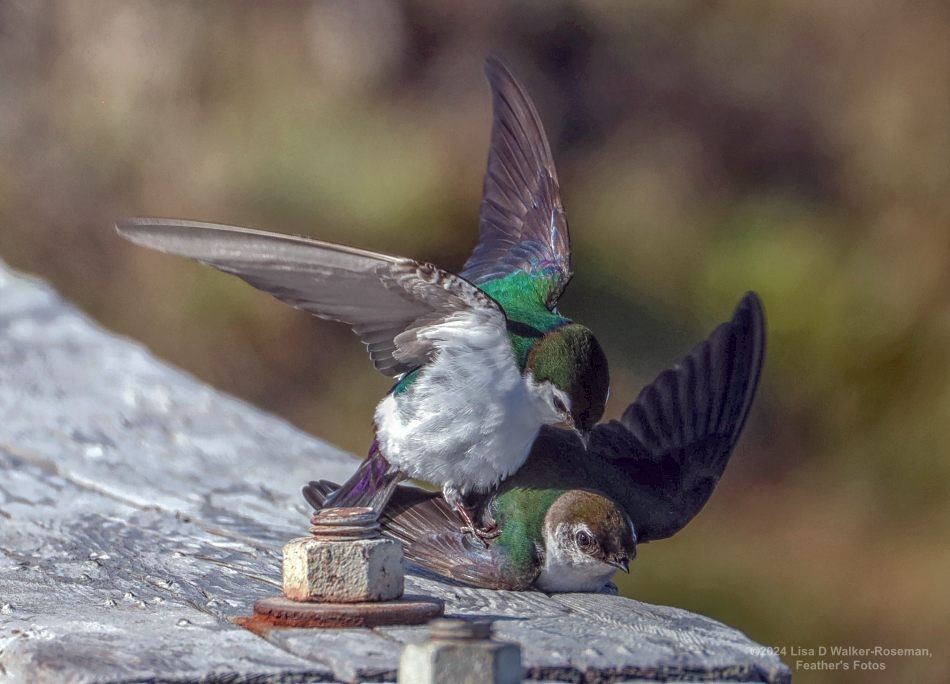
[{"left": 0, "top": 261, "right": 789, "bottom": 683}]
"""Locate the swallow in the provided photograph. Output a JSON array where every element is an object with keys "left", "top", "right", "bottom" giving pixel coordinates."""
[{"left": 117, "top": 57, "right": 609, "bottom": 537}]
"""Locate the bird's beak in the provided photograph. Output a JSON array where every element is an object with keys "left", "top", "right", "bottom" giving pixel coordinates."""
[{"left": 609, "top": 556, "right": 630, "bottom": 573}]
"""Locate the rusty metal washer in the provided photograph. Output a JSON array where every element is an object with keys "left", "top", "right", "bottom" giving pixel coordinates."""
[{"left": 251, "top": 594, "right": 444, "bottom": 629}]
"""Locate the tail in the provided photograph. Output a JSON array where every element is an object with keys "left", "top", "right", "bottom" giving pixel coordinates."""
[{"left": 302, "top": 441, "right": 405, "bottom": 513}]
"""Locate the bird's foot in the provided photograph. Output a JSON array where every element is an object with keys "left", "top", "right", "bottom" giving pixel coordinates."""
[
  {"left": 453, "top": 501, "right": 499, "bottom": 547},
  {"left": 460, "top": 522, "right": 501, "bottom": 544}
]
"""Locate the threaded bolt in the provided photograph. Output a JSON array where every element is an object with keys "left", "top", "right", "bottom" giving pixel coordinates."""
[{"left": 309, "top": 506, "right": 380, "bottom": 541}]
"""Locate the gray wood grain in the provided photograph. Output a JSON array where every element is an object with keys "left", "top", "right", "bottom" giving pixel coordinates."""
[{"left": 0, "top": 260, "right": 789, "bottom": 683}]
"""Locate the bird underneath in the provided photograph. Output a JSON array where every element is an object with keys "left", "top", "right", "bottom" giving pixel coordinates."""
[
  {"left": 305, "top": 481, "right": 635, "bottom": 592},
  {"left": 116, "top": 56, "right": 609, "bottom": 539}
]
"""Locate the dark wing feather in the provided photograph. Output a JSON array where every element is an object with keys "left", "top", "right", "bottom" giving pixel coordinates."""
[
  {"left": 303, "top": 480, "right": 528, "bottom": 590},
  {"left": 589, "top": 292, "right": 766, "bottom": 542},
  {"left": 462, "top": 57, "right": 571, "bottom": 308},
  {"left": 117, "top": 218, "right": 502, "bottom": 377}
]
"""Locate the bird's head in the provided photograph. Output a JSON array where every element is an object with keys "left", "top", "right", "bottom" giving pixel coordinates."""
[
  {"left": 544, "top": 489, "right": 637, "bottom": 576},
  {"left": 526, "top": 323, "right": 609, "bottom": 443}
]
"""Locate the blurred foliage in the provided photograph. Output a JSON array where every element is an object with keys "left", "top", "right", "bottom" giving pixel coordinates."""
[{"left": 1, "top": 1, "right": 949, "bottom": 681}]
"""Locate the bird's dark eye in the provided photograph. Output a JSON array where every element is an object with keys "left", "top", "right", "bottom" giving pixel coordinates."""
[
  {"left": 553, "top": 396, "right": 567, "bottom": 413},
  {"left": 575, "top": 530, "right": 593, "bottom": 550}
]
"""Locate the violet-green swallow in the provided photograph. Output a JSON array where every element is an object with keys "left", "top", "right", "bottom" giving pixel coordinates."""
[
  {"left": 116, "top": 57, "right": 608, "bottom": 536},
  {"left": 305, "top": 292, "right": 764, "bottom": 591},
  {"left": 306, "top": 479, "right": 636, "bottom": 593}
]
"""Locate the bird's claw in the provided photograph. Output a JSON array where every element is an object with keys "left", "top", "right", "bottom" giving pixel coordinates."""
[
  {"left": 452, "top": 499, "right": 499, "bottom": 547},
  {"left": 459, "top": 523, "right": 501, "bottom": 547}
]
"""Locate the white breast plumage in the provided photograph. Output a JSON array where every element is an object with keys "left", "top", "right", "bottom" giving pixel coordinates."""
[{"left": 373, "top": 308, "right": 543, "bottom": 494}]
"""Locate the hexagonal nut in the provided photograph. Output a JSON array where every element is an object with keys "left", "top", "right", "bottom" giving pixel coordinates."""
[
  {"left": 398, "top": 640, "right": 522, "bottom": 684},
  {"left": 282, "top": 536, "right": 404, "bottom": 603}
]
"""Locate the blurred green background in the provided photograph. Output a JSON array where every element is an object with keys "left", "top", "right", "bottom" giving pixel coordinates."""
[{"left": 1, "top": 1, "right": 948, "bottom": 681}]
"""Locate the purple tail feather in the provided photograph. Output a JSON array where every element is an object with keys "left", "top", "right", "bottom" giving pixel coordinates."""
[{"left": 318, "top": 441, "right": 405, "bottom": 513}]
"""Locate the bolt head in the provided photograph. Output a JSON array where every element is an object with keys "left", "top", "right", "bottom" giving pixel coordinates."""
[
  {"left": 399, "top": 638, "right": 521, "bottom": 684},
  {"left": 283, "top": 535, "right": 404, "bottom": 603}
]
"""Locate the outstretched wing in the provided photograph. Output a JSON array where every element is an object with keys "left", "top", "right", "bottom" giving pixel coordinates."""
[
  {"left": 117, "top": 219, "right": 504, "bottom": 377},
  {"left": 461, "top": 57, "right": 571, "bottom": 310},
  {"left": 589, "top": 293, "right": 766, "bottom": 542},
  {"left": 304, "top": 480, "right": 527, "bottom": 590}
]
